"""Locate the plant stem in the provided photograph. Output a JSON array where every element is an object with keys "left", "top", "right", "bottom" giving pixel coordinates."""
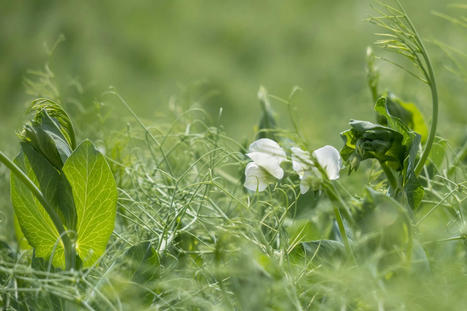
[
  {"left": 333, "top": 205, "right": 356, "bottom": 263},
  {"left": 414, "top": 59, "right": 438, "bottom": 176},
  {"left": 0, "top": 151, "right": 74, "bottom": 270},
  {"left": 397, "top": 1, "right": 439, "bottom": 176},
  {"left": 380, "top": 161, "right": 398, "bottom": 193},
  {"left": 324, "top": 183, "right": 356, "bottom": 263}
]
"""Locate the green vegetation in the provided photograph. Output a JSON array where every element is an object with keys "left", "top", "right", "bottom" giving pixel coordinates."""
[{"left": 0, "top": 1, "right": 466, "bottom": 310}]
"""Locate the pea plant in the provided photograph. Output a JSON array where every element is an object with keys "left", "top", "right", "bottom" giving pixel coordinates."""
[
  {"left": 0, "top": 100, "right": 117, "bottom": 270},
  {"left": 240, "top": 1, "right": 463, "bottom": 268},
  {"left": 0, "top": 1, "right": 465, "bottom": 310}
]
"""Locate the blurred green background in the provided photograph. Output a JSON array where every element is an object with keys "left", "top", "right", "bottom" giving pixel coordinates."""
[{"left": 0, "top": 0, "right": 465, "bottom": 151}]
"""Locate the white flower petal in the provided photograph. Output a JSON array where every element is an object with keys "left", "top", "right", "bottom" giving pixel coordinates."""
[
  {"left": 247, "top": 138, "right": 286, "bottom": 179},
  {"left": 300, "top": 179, "right": 310, "bottom": 194},
  {"left": 244, "top": 162, "right": 271, "bottom": 192},
  {"left": 248, "top": 138, "right": 286, "bottom": 159},
  {"left": 312, "top": 145, "right": 342, "bottom": 180},
  {"left": 246, "top": 152, "right": 284, "bottom": 179},
  {"left": 291, "top": 147, "right": 313, "bottom": 178}
]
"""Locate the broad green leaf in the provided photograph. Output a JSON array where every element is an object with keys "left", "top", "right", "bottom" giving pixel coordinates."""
[
  {"left": 21, "top": 143, "right": 76, "bottom": 229},
  {"left": 10, "top": 152, "right": 65, "bottom": 268},
  {"left": 63, "top": 140, "right": 117, "bottom": 267}
]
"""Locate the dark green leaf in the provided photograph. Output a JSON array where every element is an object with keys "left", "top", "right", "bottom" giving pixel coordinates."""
[
  {"left": 21, "top": 143, "right": 76, "bottom": 229},
  {"left": 21, "top": 110, "right": 73, "bottom": 170},
  {"left": 376, "top": 93, "right": 428, "bottom": 143},
  {"left": 30, "top": 100, "right": 76, "bottom": 149},
  {"left": 10, "top": 152, "right": 65, "bottom": 268},
  {"left": 340, "top": 120, "right": 406, "bottom": 172}
]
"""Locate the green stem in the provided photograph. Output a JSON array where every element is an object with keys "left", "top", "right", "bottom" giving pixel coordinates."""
[
  {"left": 0, "top": 151, "right": 74, "bottom": 270},
  {"left": 414, "top": 59, "right": 438, "bottom": 176},
  {"left": 333, "top": 205, "right": 356, "bottom": 263},
  {"left": 398, "top": 1, "right": 439, "bottom": 176},
  {"left": 380, "top": 161, "right": 398, "bottom": 193},
  {"left": 324, "top": 183, "right": 356, "bottom": 263}
]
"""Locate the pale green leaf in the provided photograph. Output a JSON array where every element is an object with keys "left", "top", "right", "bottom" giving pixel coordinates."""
[
  {"left": 63, "top": 140, "right": 117, "bottom": 267},
  {"left": 14, "top": 214, "right": 32, "bottom": 250}
]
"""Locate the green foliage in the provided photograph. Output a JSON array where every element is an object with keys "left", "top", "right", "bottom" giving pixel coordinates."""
[
  {"left": 7, "top": 102, "right": 117, "bottom": 269},
  {"left": 341, "top": 120, "right": 406, "bottom": 171},
  {"left": 286, "top": 218, "right": 320, "bottom": 245},
  {"left": 11, "top": 151, "right": 66, "bottom": 268},
  {"left": 377, "top": 92, "right": 428, "bottom": 143},
  {"left": 62, "top": 140, "right": 117, "bottom": 268}
]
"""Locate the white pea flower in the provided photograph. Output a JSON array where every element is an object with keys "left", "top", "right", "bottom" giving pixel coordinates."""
[
  {"left": 244, "top": 162, "right": 275, "bottom": 192},
  {"left": 292, "top": 145, "right": 342, "bottom": 194},
  {"left": 244, "top": 138, "right": 286, "bottom": 191},
  {"left": 312, "top": 145, "right": 342, "bottom": 180},
  {"left": 291, "top": 147, "right": 313, "bottom": 178}
]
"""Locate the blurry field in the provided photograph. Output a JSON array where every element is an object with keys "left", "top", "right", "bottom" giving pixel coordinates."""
[{"left": 1, "top": 0, "right": 464, "bottom": 148}]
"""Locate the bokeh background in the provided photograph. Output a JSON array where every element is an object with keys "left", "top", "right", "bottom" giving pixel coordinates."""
[{"left": 1, "top": 0, "right": 465, "bottom": 149}]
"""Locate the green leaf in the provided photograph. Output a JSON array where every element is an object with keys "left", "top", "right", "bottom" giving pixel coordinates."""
[
  {"left": 428, "top": 136, "right": 447, "bottom": 170},
  {"left": 404, "top": 174, "right": 424, "bottom": 210},
  {"left": 37, "top": 110, "right": 73, "bottom": 165},
  {"left": 286, "top": 219, "right": 320, "bottom": 245},
  {"left": 63, "top": 140, "right": 117, "bottom": 267},
  {"left": 10, "top": 152, "right": 65, "bottom": 268},
  {"left": 402, "top": 133, "right": 424, "bottom": 209},
  {"left": 376, "top": 93, "right": 428, "bottom": 143},
  {"left": 22, "top": 123, "right": 63, "bottom": 169},
  {"left": 21, "top": 110, "right": 73, "bottom": 170},
  {"left": 30, "top": 99, "right": 76, "bottom": 149},
  {"left": 14, "top": 214, "right": 32, "bottom": 250},
  {"left": 340, "top": 120, "right": 406, "bottom": 172},
  {"left": 21, "top": 143, "right": 76, "bottom": 229},
  {"left": 121, "top": 242, "right": 160, "bottom": 282}
]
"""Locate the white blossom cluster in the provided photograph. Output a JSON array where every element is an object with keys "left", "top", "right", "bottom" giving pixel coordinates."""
[{"left": 244, "top": 138, "right": 342, "bottom": 194}]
